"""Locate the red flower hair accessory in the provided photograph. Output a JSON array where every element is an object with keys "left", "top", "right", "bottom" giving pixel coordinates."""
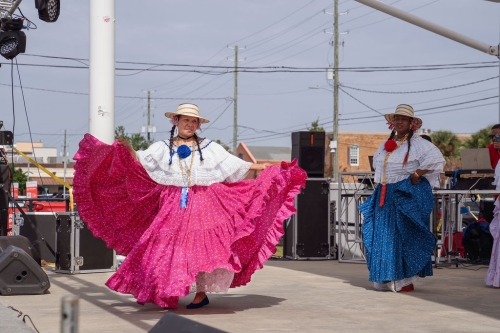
[{"left": 384, "top": 140, "right": 398, "bottom": 152}]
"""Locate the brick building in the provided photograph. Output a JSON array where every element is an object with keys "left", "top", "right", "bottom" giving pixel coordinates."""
[
  {"left": 325, "top": 132, "right": 389, "bottom": 177},
  {"left": 235, "top": 142, "right": 291, "bottom": 179}
]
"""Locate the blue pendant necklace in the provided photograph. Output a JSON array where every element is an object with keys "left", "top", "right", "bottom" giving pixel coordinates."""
[{"left": 178, "top": 143, "right": 195, "bottom": 208}]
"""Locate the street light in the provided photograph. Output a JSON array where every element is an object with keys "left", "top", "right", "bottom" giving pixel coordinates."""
[
  {"left": 354, "top": 0, "right": 500, "bottom": 122},
  {"left": 485, "top": 0, "right": 500, "bottom": 123},
  {"left": 309, "top": 86, "right": 338, "bottom": 181}
]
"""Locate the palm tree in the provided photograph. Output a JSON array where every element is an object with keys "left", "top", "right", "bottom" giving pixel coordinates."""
[
  {"left": 462, "top": 125, "right": 494, "bottom": 149},
  {"left": 430, "top": 130, "right": 461, "bottom": 159}
]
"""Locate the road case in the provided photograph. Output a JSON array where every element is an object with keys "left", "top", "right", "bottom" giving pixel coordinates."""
[{"left": 55, "top": 212, "right": 116, "bottom": 274}]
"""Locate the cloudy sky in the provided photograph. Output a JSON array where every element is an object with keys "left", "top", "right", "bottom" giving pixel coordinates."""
[{"left": 1, "top": 0, "right": 500, "bottom": 158}]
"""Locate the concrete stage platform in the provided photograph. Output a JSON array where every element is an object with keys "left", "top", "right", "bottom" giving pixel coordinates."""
[{"left": 0, "top": 259, "right": 498, "bottom": 332}]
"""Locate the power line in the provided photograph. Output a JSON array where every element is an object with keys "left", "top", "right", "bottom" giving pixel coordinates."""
[
  {"left": 339, "top": 87, "right": 383, "bottom": 115},
  {"left": 340, "top": 76, "right": 499, "bottom": 94},
  {"left": 14, "top": 55, "right": 499, "bottom": 69},
  {"left": 0, "top": 83, "right": 230, "bottom": 99}
]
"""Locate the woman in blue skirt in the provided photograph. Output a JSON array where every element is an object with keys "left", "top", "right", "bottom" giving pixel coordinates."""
[{"left": 359, "top": 104, "right": 445, "bottom": 292}]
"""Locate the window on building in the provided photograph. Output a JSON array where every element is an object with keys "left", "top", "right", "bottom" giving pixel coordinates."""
[
  {"left": 238, "top": 153, "right": 243, "bottom": 159},
  {"left": 349, "top": 145, "right": 359, "bottom": 166}
]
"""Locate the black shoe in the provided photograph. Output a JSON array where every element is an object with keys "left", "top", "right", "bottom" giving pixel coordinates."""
[{"left": 186, "top": 296, "right": 209, "bottom": 309}]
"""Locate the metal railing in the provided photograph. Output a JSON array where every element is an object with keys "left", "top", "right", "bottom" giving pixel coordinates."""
[{"left": 336, "top": 171, "right": 500, "bottom": 264}]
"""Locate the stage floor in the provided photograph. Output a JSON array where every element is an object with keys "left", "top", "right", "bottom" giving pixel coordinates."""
[{"left": 1, "top": 259, "right": 498, "bottom": 333}]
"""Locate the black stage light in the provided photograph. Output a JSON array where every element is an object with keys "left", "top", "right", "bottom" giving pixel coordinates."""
[
  {"left": 35, "top": 0, "right": 60, "bottom": 23},
  {"left": 0, "top": 31, "right": 26, "bottom": 60}
]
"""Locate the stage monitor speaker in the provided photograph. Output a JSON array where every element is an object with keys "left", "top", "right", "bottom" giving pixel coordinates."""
[
  {"left": 284, "top": 178, "right": 331, "bottom": 259},
  {"left": 0, "top": 235, "right": 41, "bottom": 265},
  {"left": 291, "top": 131, "right": 325, "bottom": 178},
  {"left": 149, "top": 313, "right": 227, "bottom": 333},
  {"left": 0, "top": 245, "right": 50, "bottom": 295}
]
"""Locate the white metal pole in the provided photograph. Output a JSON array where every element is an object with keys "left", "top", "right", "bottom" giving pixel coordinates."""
[
  {"left": 61, "top": 295, "right": 79, "bottom": 333},
  {"left": 89, "top": 0, "right": 115, "bottom": 144},
  {"left": 354, "top": 0, "right": 498, "bottom": 56}
]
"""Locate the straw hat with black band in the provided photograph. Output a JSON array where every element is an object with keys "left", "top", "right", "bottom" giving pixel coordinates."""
[
  {"left": 165, "top": 104, "right": 210, "bottom": 124},
  {"left": 384, "top": 104, "right": 422, "bottom": 130}
]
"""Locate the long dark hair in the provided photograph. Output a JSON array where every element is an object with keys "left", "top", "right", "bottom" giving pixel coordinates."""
[{"left": 168, "top": 116, "right": 204, "bottom": 165}]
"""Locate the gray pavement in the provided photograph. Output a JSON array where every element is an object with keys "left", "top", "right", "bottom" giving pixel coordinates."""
[{"left": 1, "top": 259, "right": 499, "bottom": 333}]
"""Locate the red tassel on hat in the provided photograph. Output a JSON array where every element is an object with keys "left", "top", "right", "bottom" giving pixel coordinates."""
[{"left": 379, "top": 184, "right": 387, "bottom": 207}]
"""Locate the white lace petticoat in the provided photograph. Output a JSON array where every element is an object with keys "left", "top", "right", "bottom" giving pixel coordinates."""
[{"left": 189, "top": 268, "right": 235, "bottom": 294}]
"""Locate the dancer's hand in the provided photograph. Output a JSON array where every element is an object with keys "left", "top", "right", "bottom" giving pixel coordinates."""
[
  {"left": 410, "top": 172, "right": 420, "bottom": 185},
  {"left": 118, "top": 138, "right": 137, "bottom": 159},
  {"left": 250, "top": 163, "right": 272, "bottom": 171}
]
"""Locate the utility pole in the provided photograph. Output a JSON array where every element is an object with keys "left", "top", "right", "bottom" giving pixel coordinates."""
[
  {"left": 147, "top": 90, "right": 151, "bottom": 142},
  {"left": 228, "top": 45, "right": 245, "bottom": 154},
  {"left": 233, "top": 45, "right": 239, "bottom": 155},
  {"left": 63, "top": 129, "right": 67, "bottom": 197},
  {"left": 355, "top": 0, "right": 500, "bottom": 121},
  {"left": 142, "top": 90, "right": 156, "bottom": 143},
  {"left": 333, "top": 0, "right": 339, "bottom": 182}
]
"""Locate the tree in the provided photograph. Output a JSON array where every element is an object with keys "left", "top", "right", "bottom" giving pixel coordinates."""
[
  {"left": 115, "top": 126, "right": 151, "bottom": 151},
  {"left": 9, "top": 165, "right": 27, "bottom": 195},
  {"left": 430, "top": 130, "right": 461, "bottom": 159},
  {"left": 307, "top": 118, "right": 325, "bottom": 132},
  {"left": 215, "top": 140, "right": 232, "bottom": 154},
  {"left": 462, "top": 125, "right": 494, "bottom": 149}
]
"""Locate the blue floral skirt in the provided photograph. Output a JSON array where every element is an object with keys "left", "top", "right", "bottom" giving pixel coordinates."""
[{"left": 359, "top": 177, "right": 436, "bottom": 283}]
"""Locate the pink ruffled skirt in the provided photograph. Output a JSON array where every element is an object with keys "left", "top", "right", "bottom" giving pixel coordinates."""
[{"left": 72, "top": 134, "right": 307, "bottom": 308}]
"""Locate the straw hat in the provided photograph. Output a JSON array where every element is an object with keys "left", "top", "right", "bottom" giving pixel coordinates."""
[
  {"left": 165, "top": 103, "right": 210, "bottom": 124},
  {"left": 384, "top": 104, "right": 422, "bottom": 130}
]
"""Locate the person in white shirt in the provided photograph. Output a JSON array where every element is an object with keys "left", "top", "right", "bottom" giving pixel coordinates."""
[{"left": 359, "top": 104, "right": 445, "bottom": 292}]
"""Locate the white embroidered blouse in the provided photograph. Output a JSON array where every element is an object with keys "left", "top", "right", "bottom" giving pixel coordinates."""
[
  {"left": 494, "top": 160, "right": 500, "bottom": 190},
  {"left": 136, "top": 138, "right": 252, "bottom": 186},
  {"left": 372, "top": 135, "right": 445, "bottom": 188}
]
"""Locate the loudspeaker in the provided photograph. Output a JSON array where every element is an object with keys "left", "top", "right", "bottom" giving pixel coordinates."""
[
  {"left": 0, "top": 245, "right": 50, "bottom": 295},
  {"left": 291, "top": 132, "right": 325, "bottom": 178},
  {"left": 285, "top": 178, "right": 331, "bottom": 259},
  {"left": 149, "top": 313, "right": 227, "bottom": 333},
  {"left": 18, "top": 212, "right": 57, "bottom": 263},
  {"left": 0, "top": 235, "right": 41, "bottom": 265},
  {"left": 0, "top": 165, "right": 10, "bottom": 236}
]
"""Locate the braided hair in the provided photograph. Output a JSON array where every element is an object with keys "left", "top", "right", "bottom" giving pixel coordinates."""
[
  {"left": 193, "top": 133, "right": 204, "bottom": 162},
  {"left": 168, "top": 119, "right": 177, "bottom": 165},
  {"left": 388, "top": 129, "right": 396, "bottom": 141},
  {"left": 404, "top": 127, "right": 415, "bottom": 165}
]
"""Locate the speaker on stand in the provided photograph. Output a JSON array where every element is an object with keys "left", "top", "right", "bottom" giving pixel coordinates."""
[
  {"left": 285, "top": 132, "right": 331, "bottom": 259},
  {"left": 291, "top": 131, "right": 325, "bottom": 178}
]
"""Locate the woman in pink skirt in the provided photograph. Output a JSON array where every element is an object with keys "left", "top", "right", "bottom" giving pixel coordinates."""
[{"left": 72, "top": 103, "right": 307, "bottom": 309}]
